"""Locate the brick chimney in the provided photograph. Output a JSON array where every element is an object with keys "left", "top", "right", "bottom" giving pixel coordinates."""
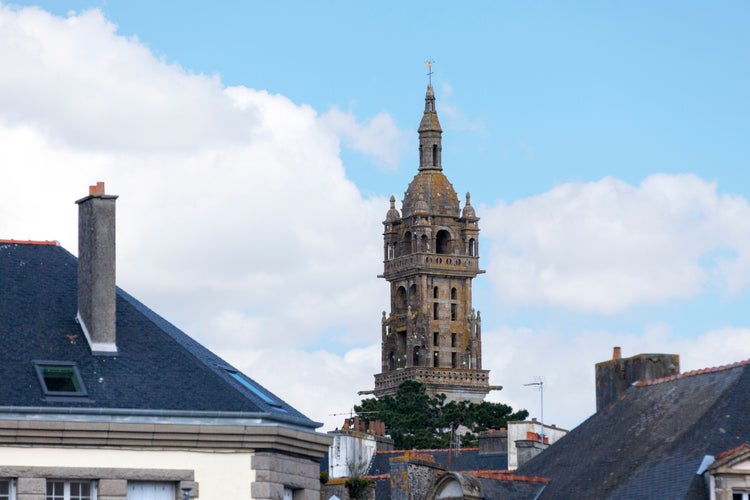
[
  {"left": 595, "top": 347, "right": 679, "bottom": 411},
  {"left": 76, "top": 182, "right": 118, "bottom": 355}
]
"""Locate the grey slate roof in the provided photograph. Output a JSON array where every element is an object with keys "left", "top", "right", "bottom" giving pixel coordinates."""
[
  {"left": 518, "top": 359, "right": 750, "bottom": 499},
  {"left": 366, "top": 448, "right": 508, "bottom": 476},
  {"left": 0, "top": 241, "right": 319, "bottom": 429}
]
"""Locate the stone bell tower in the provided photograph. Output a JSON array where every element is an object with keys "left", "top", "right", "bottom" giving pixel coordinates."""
[{"left": 372, "top": 84, "right": 500, "bottom": 403}]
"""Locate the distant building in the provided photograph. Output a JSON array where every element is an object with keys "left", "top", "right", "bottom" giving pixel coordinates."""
[
  {"left": 366, "top": 85, "right": 501, "bottom": 404},
  {"left": 320, "top": 425, "right": 551, "bottom": 500},
  {"left": 0, "top": 183, "right": 330, "bottom": 500}
]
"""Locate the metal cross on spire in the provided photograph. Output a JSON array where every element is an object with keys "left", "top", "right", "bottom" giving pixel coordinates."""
[{"left": 425, "top": 58, "right": 435, "bottom": 85}]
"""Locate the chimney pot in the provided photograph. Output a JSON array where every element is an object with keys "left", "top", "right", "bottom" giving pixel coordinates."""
[
  {"left": 89, "top": 181, "right": 105, "bottom": 196},
  {"left": 613, "top": 346, "right": 622, "bottom": 360}
]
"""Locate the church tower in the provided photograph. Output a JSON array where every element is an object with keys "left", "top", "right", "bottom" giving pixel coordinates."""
[{"left": 373, "top": 85, "right": 499, "bottom": 403}]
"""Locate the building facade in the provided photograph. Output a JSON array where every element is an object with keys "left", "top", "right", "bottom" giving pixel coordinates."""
[{"left": 372, "top": 85, "right": 499, "bottom": 403}]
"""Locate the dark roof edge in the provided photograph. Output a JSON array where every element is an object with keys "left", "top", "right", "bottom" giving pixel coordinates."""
[
  {"left": 0, "top": 406, "right": 323, "bottom": 430},
  {"left": 634, "top": 359, "right": 749, "bottom": 388}
]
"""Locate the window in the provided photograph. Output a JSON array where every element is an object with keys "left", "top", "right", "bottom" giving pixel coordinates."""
[
  {"left": 451, "top": 352, "right": 457, "bottom": 368},
  {"left": 451, "top": 333, "right": 456, "bottom": 348},
  {"left": 127, "top": 481, "right": 174, "bottom": 500},
  {"left": 433, "top": 303, "right": 439, "bottom": 320},
  {"left": 34, "top": 361, "right": 87, "bottom": 396},
  {"left": 450, "top": 303, "right": 457, "bottom": 321},
  {"left": 451, "top": 288, "right": 457, "bottom": 300},
  {"left": 224, "top": 369, "right": 283, "bottom": 408},
  {"left": 0, "top": 479, "right": 15, "bottom": 500},
  {"left": 433, "top": 287, "right": 439, "bottom": 299},
  {"left": 47, "top": 481, "right": 95, "bottom": 500},
  {"left": 433, "top": 332, "right": 439, "bottom": 346},
  {"left": 433, "top": 351, "right": 439, "bottom": 367},
  {"left": 734, "top": 493, "right": 750, "bottom": 500}
]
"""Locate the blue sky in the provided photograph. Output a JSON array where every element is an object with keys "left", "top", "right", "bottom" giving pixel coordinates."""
[{"left": 1, "top": 1, "right": 749, "bottom": 431}]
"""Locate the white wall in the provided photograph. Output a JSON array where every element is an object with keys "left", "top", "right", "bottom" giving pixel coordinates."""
[
  {"left": 507, "top": 421, "right": 568, "bottom": 470},
  {"left": 328, "top": 434, "right": 377, "bottom": 478},
  {"left": 0, "top": 446, "right": 254, "bottom": 499}
]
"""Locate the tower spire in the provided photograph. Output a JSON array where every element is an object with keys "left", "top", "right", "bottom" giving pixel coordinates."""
[{"left": 418, "top": 79, "right": 443, "bottom": 171}]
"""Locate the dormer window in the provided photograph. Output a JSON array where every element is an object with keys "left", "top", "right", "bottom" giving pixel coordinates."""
[{"left": 33, "top": 361, "right": 87, "bottom": 397}]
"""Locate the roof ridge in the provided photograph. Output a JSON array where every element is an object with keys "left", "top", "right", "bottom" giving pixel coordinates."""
[
  {"left": 376, "top": 447, "right": 480, "bottom": 454},
  {"left": 0, "top": 239, "right": 58, "bottom": 246},
  {"left": 634, "top": 359, "right": 750, "bottom": 388},
  {"left": 715, "top": 442, "right": 750, "bottom": 461},
  {"left": 468, "top": 470, "right": 549, "bottom": 483}
]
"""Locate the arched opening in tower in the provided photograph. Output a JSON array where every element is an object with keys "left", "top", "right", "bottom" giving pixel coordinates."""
[
  {"left": 396, "top": 286, "right": 407, "bottom": 313},
  {"left": 408, "top": 284, "right": 418, "bottom": 310},
  {"left": 436, "top": 230, "right": 452, "bottom": 254},
  {"left": 401, "top": 232, "right": 413, "bottom": 256},
  {"left": 421, "top": 234, "right": 429, "bottom": 252}
]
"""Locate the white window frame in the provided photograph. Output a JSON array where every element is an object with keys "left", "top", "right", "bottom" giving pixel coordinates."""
[
  {"left": 0, "top": 479, "right": 15, "bottom": 500},
  {"left": 46, "top": 480, "right": 97, "bottom": 500}
]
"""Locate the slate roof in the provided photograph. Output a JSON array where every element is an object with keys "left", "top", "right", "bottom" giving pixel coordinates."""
[
  {"left": 518, "top": 359, "right": 750, "bottom": 499},
  {"left": 0, "top": 241, "right": 319, "bottom": 429},
  {"left": 367, "top": 447, "right": 508, "bottom": 476},
  {"left": 471, "top": 472, "right": 548, "bottom": 499}
]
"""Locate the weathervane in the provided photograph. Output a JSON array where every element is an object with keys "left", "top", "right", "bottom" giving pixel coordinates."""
[{"left": 425, "top": 58, "right": 435, "bottom": 85}]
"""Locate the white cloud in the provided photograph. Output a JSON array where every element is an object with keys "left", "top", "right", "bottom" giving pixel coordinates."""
[
  {"left": 320, "top": 107, "right": 408, "bottom": 169},
  {"left": 482, "top": 174, "right": 750, "bottom": 313},
  {"left": 0, "top": 3, "right": 393, "bottom": 426}
]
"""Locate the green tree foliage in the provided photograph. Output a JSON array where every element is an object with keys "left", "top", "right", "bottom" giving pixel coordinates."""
[{"left": 354, "top": 381, "right": 528, "bottom": 449}]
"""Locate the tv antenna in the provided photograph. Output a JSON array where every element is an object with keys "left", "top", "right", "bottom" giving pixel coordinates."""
[{"left": 523, "top": 377, "right": 545, "bottom": 438}]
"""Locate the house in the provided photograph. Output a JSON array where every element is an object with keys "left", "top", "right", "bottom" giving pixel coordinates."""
[
  {"left": 0, "top": 183, "right": 331, "bottom": 500},
  {"left": 518, "top": 348, "right": 750, "bottom": 499}
]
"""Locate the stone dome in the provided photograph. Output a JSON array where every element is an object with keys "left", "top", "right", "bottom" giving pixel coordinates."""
[{"left": 402, "top": 170, "right": 460, "bottom": 218}]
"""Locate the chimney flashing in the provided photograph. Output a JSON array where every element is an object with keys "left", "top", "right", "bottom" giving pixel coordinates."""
[{"left": 76, "top": 311, "right": 118, "bottom": 355}]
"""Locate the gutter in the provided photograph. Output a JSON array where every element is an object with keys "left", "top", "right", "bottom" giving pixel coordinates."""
[{"left": 0, "top": 406, "right": 323, "bottom": 431}]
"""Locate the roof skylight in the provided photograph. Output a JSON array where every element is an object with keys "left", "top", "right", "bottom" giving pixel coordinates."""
[
  {"left": 224, "top": 368, "right": 283, "bottom": 408},
  {"left": 33, "top": 361, "right": 87, "bottom": 397}
]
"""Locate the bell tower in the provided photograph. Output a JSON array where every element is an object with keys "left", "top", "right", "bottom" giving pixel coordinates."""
[{"left": 373, "top": 85, "right": 500, "bottom": 403}]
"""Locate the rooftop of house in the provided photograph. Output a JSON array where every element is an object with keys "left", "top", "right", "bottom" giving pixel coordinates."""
[
  {"left": 366, "top": 447, "right": 509, "bottom": 476},
  {"left": 517, "top": 357, "right": 750, "bottom": 499},
  {"left": 0, "top": 240, "right": 319, "bottom": 430}
]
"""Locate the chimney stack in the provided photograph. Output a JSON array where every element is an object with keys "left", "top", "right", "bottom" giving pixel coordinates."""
[
  {"left": 595, "top": 348, "right": 679, "bottom": 411},
  {"left": 76, "top": 182, "right": 118, "bottom": 355}
]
